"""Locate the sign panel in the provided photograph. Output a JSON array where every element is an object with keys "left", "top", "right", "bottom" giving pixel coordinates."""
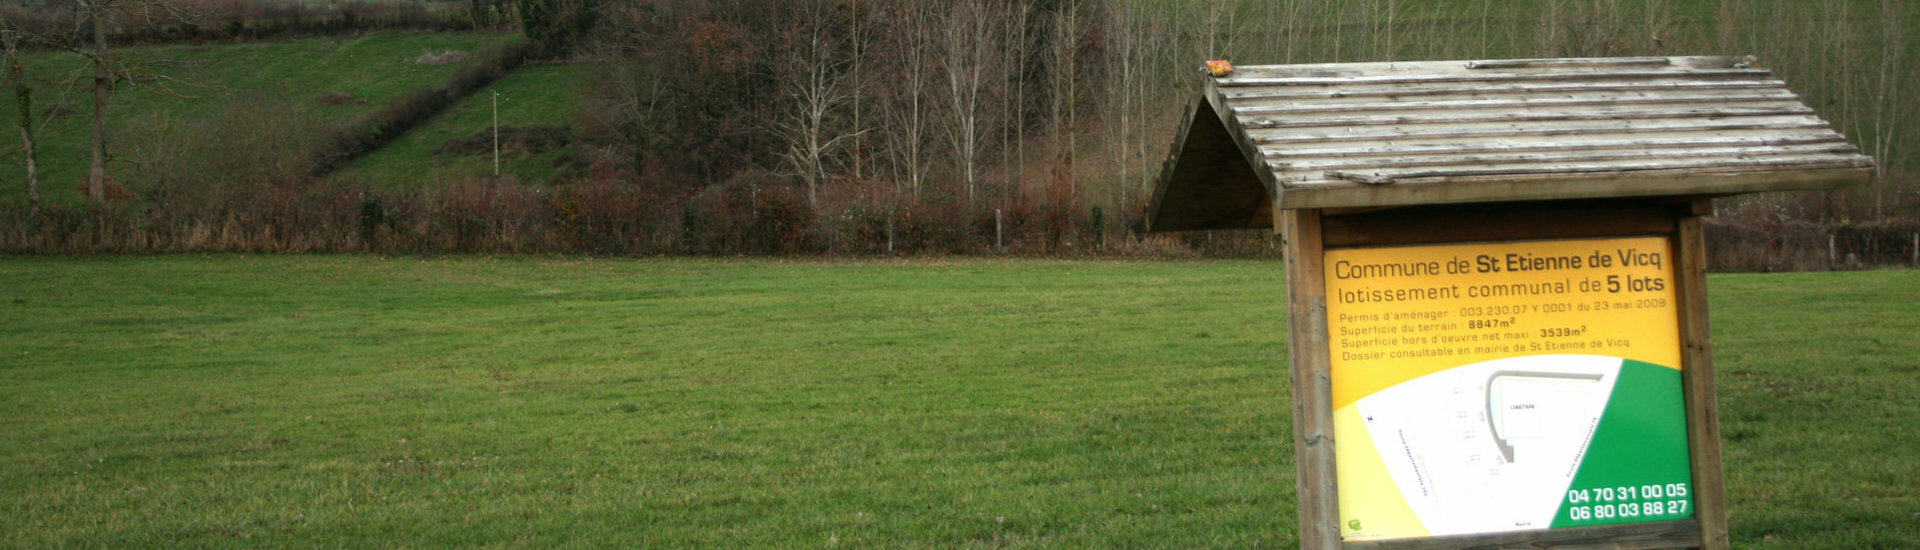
[{"left": 1324, "top": 236, "right": 1694, "bottom": 541}]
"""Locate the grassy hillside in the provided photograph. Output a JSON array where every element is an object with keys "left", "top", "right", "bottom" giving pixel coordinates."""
[
  {"left": 5, "top": 31, "right": 519, "bottom": 204},
  {"left": 338, "top": 61, "right": 593, "bottom": 187},
  {"left": 1, "top": 257, "right": 1913, "bottom": 547}
]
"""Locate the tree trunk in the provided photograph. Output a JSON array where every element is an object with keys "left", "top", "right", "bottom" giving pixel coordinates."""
[
  {"left": 941, "top": 0, "right": 992, "bottom": 206},
  {"left": 16, "top": 105, "right": 36, "bottom": 214},
  {"left": 10, "top": 56, "right": 36, "bottom": 214},
  {"left": 87, "top": 7, "right": 110, "bottom": 203},
  {"left": 1062, "top": 2, "right": 1077, "bottom": 192},
  {"left": 849, "top": 0, "right": 862, "bottom": 181}
]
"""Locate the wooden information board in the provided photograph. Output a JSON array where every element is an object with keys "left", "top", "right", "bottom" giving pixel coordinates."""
[
  {"left": 1326, "top": 237, "right": 1693, "bottom": 541},
  {"left": 1144, "top": 57, "right": 1873, "bottom": 549},
  {"left": 1282, "top": 205, "right": 1728, "bottom": 550}
]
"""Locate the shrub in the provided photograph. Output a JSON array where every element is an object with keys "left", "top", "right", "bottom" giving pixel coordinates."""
[{"left": 680, "top": 171, "right": 816, "bottom": 256}]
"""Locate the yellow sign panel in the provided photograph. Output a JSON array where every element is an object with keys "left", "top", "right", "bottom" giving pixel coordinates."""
[{"left": 1324, "top": 236, "right": 1694, "bottom": 541}]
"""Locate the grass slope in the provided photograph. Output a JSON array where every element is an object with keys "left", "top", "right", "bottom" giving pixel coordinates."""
[
  {"left": 339, "top": 61, "right": 592, "bottom": 187},
  {"left": 0, "top": 258, "right": 1914, "bottom": 547},
  {"left": 6, "top": 31, "right": 518, "bottom": 204}
]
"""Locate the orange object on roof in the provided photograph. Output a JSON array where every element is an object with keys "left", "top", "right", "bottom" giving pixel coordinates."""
[{"left": 1204, "top": 60, "right": 1234, "bottom": 77}]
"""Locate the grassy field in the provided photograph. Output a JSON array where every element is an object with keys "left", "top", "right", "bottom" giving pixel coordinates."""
[
  {"left": 0, "top": 257, "right": 1914, "bottom": 547},
  {"left": 7, "top": 31, "right": 519, "bottom": 204}
]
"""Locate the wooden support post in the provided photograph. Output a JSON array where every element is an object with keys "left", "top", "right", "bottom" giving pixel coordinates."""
[
  {"left": 996, "top": 209, "right": 1004, "bottom": 250},
  {"left": 492, "top": 90, "right": 500, "bottom": 177},
  {"left": 1283, "top": 209, "right": 1340, "bottom": 549},
  {"left": 1676, "top": 203, "right": 1730, "bottom": 550}
]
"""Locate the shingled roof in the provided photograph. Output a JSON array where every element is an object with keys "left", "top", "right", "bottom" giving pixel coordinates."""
[{"left": 1147, "top": 56, "right": 1875, "bottom": 232}]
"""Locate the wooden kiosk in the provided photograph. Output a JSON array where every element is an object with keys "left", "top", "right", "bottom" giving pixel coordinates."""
[{"left": 1147, "top": 57, "right": 1871, "bottom": 549}]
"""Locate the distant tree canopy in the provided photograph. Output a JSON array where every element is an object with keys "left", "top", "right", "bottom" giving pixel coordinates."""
[
  {"left": 2, "top": 0, "right": 1915, "bottom": 258},
  {"left": 575, "top": 0, "right": 1920, "bottom": 229},
  {"left": 517, "top": 0, "right": 600, "bottom": 54}
]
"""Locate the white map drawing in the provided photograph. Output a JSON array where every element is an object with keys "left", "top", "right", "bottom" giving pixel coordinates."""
[{"left": 1353, "top": 354, "right": 1621, "bottom": 536}]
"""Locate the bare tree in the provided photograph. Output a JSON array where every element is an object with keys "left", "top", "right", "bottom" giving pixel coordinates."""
[
  {"left": 1200, "top": 0, "right": 1237, "bottom": 60},
  {"left": 1104, "top": 2, "right": 1141, "bottom": 211},
  {"left": 1641, "top": 0, "right": 1674, "bottom": 55},
  {"left": 1, "top": 26, "right": 40, "bottom": 215},
  {"left": 45, "top": 0, "right": 197, "bottom": 203},
  {"left": 76, "top": 0, "right": 130, "bottom": 203},
  {"left": 939, "top": 0, "right": 997, "bottom": 204},
  {"left": 1048, "top": 1, "right": 1083, "bottom": 188},
  {"left": 879, "top": 0, "right": 935, "bottom": 199},
  {"left": 771, "top": 0, "right": 860, "bottom": 209},
  {"left": 1372, "top": 0, "right": 1400, "bottom": 60},
  {"left": 1822, "top": 1, "right": 1857, "bottom": 219},
  {"left": 1000, "top": 1, "right": 1032, "bottom": 206},
  {"left": 845, "top": 0, "right": 875, "bottom": 182},
  {"left": 1866, "top": 0, "right": 1906, "bottom": 220}
]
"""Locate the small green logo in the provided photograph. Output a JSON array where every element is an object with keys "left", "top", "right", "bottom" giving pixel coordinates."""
[{"left": 1347, "top": 519, "right": 1362, "bottom": 531}]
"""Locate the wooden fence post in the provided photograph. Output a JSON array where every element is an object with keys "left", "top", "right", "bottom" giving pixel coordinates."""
[{"left": 996, "top": 209, "right": 1003, "bottom": 251}]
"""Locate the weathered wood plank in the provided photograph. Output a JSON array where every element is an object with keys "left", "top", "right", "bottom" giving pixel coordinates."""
[
  {"left": 1217, "top": 68, "right": 1770, "bottom": 87},
  {"left": 1262, "top": 135, "right": 1849, "bottom": 161},
  {"left": 1283, "top": 209, "right": 1340, "bottom": 549},
  {"left": 1223, "top": 80, "right": 1788, "bottom": 102},
  {"left": 1326, "top": 171, "right": 1396, "bottom": 185},
  {"left": 1309, "top": 155, "right": 1873, "bottom": 185},
  {"left": 1222, "top": 55, "right": 1740, "bottom": 79},
  {"left": 1241, "top": 106, "right": 1812, "bottom": 130},
  {"left": 1232, "top": 92, "right": 1801, "bottom": 115},
  {"left": 1291, "top": 164, "right": 1874, "bottom": 190},
  {"left": 1275, "top": 166, "right": 1876, "bottom": 210},
  {"left": 1675, "top": 210, "right": 1731, "bottom": 550},
  {"left": 1343, "top": 520, "right": 1702, "bottom": 550},
  {"left": 1465, "top": 56, "right": 1673, "bottom": 69},
  {"left": 1150, "top": 55, "right": 1868, "bottom": 226},
  {"left": 1274, "top": 144, "right": 1861, "bottom": 173},
  {"left": 1247, "top": 118, "right": 1831, "bottom": 145}
]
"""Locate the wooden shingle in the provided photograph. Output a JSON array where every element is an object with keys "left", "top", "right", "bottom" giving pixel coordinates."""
[{"left": 1148, "top": 56, "right": 1873, "bottom": 231}]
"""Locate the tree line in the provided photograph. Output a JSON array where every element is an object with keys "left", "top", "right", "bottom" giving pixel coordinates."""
[
  {"left": 572, "top": 0, "right": 1916, "bottom": 245},
  {"left": 2, "top": 0, "right": 1915, "bottom": 261}
]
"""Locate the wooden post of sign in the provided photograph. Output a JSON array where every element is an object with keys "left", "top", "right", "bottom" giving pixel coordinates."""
[
  {"left": 1283, "top": 209, "right": 1340, "bottom": 549},
  {"left": 1676, "top": 200, "right": 1730, "bottom": 550}
]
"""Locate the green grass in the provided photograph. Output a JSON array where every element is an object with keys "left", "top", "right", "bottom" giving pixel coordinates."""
[
  {"left": 1709, "top": 270, "right": 1920, "bottom": 548},
  {"left": 6, "top": 31, "right": 519, "bottom": 204},
  {"left": 0, "top": 257, "right": 1914, "bottom": 547},
  {"left": 339, "top": 62, "right": 593, "bottom": 187}
]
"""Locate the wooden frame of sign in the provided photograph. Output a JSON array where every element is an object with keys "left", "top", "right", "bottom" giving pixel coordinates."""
[{"left": 1283, "top": 198, "right": 1727, "bottom": 549}]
